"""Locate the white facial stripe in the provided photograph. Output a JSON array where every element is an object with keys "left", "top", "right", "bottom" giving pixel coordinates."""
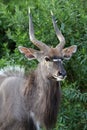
[
  {"left": 53, "top": 59, "right": 62, "bottom": 62},
  {"left": 53, "top": 59, "right": 58, "bottom": 62}
]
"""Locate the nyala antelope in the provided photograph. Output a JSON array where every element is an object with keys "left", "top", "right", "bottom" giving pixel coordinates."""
[{"left": 0, "top": 9, "right": 77, "bottom": 130}]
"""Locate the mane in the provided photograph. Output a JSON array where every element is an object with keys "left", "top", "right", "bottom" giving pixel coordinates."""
[
  {"left": 23, "top": 71, "right": 35, "bottom": 96},
  {"left": 0, "top": 66, "right": 25, "bottom": 78}
]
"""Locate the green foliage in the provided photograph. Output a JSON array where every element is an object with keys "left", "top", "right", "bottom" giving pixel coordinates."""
[
  {"left": 0, "top": 0, "right": 87, "bottom": 130},
  {"left": 56, "top": 82, "right": 87, "bottom": 130}
]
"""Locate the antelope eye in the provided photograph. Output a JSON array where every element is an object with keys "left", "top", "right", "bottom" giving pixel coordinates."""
[{"left": 44, "top": 56, "right": 50, "bottom": 61}]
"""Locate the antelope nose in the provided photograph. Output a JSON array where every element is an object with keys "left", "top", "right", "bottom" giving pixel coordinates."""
[{"left": 58, "top": 71, "right": 67, "bottom": 78}]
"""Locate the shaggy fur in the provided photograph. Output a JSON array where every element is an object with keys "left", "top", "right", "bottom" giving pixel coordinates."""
[{"left": 0, "top": 65, "right": 61, "bottom": 130}]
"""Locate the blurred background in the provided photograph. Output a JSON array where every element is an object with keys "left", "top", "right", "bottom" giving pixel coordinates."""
[{"left": 0, "top": 0, "right": 87, "bottom": 130}]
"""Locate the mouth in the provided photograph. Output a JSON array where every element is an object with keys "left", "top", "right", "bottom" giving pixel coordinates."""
[{"left": 53, "top": 75, "right": 67, "bottom": 81}]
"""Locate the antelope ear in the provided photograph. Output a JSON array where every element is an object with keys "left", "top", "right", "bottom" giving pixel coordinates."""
[
  {"left": 18, "top": 46, "right": 36, "bottom": 60},
  {"left": 62, "top": 45, "right": 77, "bottom": 60}
]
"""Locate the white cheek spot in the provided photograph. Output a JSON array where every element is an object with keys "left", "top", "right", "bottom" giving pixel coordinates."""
[
  {"left": 56, "top": 77, "right": 64, "bottom": 81},
  {"left": 56, "top": 76, "right": 67, "bottom": 81}
]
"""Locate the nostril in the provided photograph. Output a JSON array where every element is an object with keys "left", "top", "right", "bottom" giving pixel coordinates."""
[
  {"left": 58, "top": 71, "right": 62, "bottom": 76},
  {"left": 58, "top": 71, "right": 67, "bottom": 77}
]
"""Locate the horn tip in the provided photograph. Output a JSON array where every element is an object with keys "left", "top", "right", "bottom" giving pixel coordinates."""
[
  {"left": 28, "top": 7, "right": 31, "bottom": 14},
  {"left": 51, "top": 11, "right": 53, "bottom": 16}
]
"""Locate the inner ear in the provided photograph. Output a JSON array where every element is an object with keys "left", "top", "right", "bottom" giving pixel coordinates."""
[
  {"left": 18, "top": 46, "right": 45, "bottom": 62},
  {"left": 62, "top": 45, "right": 77, "bottom": 60},
  {"left": 18, "top": 46, "right": 36, "bottom": 60}
]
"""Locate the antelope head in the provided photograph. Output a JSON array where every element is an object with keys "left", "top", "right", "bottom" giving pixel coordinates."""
[{"left": 18, "top": 9, "right": 77, "bottom": 81}]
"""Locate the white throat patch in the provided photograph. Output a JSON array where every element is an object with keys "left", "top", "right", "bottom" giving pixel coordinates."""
[{"left": 30, "top": 112, "right": 41, "bottom": 130}]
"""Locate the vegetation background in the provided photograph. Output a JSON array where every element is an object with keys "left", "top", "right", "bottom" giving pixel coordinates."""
[{"left": 0, "top": 0, "right": 87, "bottom": 129}]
